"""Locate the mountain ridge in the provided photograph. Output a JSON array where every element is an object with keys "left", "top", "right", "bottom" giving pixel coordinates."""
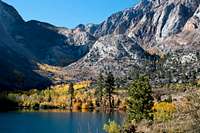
[
  {"left": 63, "top": 0, "right": 200, "bottom": 80},
  {"left": 0, "top": 0, "right": 199, "bottom": 89}
]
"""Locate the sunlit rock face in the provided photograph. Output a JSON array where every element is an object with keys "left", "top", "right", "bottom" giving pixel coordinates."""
[
  {"left": 64, "top": 0, "right": 200, "bottom": 78},
  {"left": 93, "top": 0, "right": 199, "bottom": 42},
  {"left": 65, "top": 34, "right": 158, "bottom": 80}
]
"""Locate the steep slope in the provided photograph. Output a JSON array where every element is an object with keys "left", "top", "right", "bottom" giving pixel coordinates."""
[
  {"left": 93, "top": 0, "right": 200, "bottom": 49},
  {"left": 0, "top": 0, "right": 95, "bottom": 89},
  {"left": 157, "top": 3, "right": 200, "bottom": 52},
  {"left": 0, "top": 8, "right": 51, "bottom": 90},
  {"left": 65, "top": 35, "right": 158, "bottom": 80},
  {"left": 12, "top": 20, "right": 92, "bottom": 66},
  {"left": 184, "top": 5, "right": 200, "bottom": 31},
  {"left": 0, "top": 0, "right": 95, "bottom": 66}
]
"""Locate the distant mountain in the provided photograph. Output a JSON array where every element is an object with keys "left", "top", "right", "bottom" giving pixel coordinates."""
[{"left": 0, "top": 0, "right": 199, "bottom": 89}]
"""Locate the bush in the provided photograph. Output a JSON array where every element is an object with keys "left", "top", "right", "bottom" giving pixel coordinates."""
[
  {"left": 39, "top": 102, "right": 56, "bottom": 109},
  {"left": 81, "top": 103, "right": 89, "bottom": 109},
  {"left": 73, "top": 102, "right": 82, "bottom": 110},
  {"left": 164, "top": 95, "right": 173, "bottom": 103},
  {"left": 122, "top": 124, "right": 136, "bottom": 133},
  {"left": 104, "top": 120, "right": 121, "bottom": 133},
  {"left": 31, "top": 103, "right": 40, "bottom": 110},
  {"left": 88, "top": 100, "right": 94, "bottom": 109},
  {"left": 153, "top": 102, "right": 176, "bottom": 122}
]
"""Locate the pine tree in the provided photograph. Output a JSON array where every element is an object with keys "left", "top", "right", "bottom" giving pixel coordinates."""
[
  {"left": 127, "top": 76, "right": 154, "bottom": 123},
  {"left": 68, "top": 82, "right": 74, "bottom": 109},
  {"left": 96, "top": 73, "right": 105, "bottom": 103},
  {"left": 105, "top": 72, "right": 115, "bottom": 109}
]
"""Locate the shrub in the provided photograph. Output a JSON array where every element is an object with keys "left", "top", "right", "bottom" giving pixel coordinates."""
[
  {"left": 197, "top": 79, "right": 200, "bottom": 87},
  {"left": 153, "top": 102, "right": 176, "bottom": 122},
  {"left": 81, "top": 103, "right": 89, "bottom": 109},
  {"left": 31, "top": 103, "right": 40, "bottom": 109},
  {"left": 39, "top": 102, "right": 55, "bottom": 109},
  {"left": 164, "top": 95, "right": 173, "bottom": 103},
  {"left": 122, "top": 121, "right": 137, "bottom": 133},
  {"left": 73, "top": 102, "right": 82, "bottom": 110},
  {"left": 104, "top": 120, "right": 121, "bottom": 133}
]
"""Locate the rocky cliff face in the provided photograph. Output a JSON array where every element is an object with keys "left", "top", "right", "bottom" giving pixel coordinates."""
[
  {"left": 66, "top": 35, "right": 158, "bottom": 79},
  {"left": 92, "top": 0, "right": 200, "bottom": 48},
  {"left": 64, "top": 0, "right": 200, "bottom": 80},
  {"left": 184, "top": 5, "right": 200, "bottom": 31}
]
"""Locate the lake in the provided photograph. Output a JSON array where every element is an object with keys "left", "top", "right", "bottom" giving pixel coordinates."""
[{"left": 0, "top": 110, "right": 124, "bottom": 133}]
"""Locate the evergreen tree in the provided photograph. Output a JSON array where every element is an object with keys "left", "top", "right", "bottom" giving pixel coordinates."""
[
  {"left": 127, "top": 76, "right": 154, "bottom": 123},
  {"left": 115, "top": 77, "right": 121, "bottom": 89},
  {"left": 68, "top": 82, "right": 74, "bottom": 109},
  {"left": 96, "top": 73, "right": 105, "bottom": 103},
  {"left": 105, "top": 72, "right": 115, "bottom": 108}
]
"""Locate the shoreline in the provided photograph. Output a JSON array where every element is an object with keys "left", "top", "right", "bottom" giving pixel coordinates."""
[{"left": 0, "top": 108, "right": 126, "bottom": 115}]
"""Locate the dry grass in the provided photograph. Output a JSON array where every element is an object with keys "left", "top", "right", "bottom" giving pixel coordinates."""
[
  {"left": 136, "top": 90, "right": 200, "bottom": 133},
  {"left": 37, "top": 63, "right": 61, "bottom": 73}
]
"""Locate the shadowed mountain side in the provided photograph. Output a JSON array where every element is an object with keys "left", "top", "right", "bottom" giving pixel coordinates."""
[{"left": 0, "top": 40, "right": 51, "bottom": 91}]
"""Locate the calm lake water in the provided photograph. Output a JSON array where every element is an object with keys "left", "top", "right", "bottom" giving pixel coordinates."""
[{"left": 0, "top": 111, "right": 124, "bottom": 133}]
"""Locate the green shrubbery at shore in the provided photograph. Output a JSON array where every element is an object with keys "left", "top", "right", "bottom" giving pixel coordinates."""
[
  {"left": 104, "top": 121, "right": 121, "bottom": 133},
  {"left": 103, "top": 76, "right": 200, "bottom": 133}
]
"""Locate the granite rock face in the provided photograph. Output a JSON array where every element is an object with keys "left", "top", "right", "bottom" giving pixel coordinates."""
[
  {"left": 66, "top": 35, "right": 158, "bottom": 79},
  {"left": 90, "top": 0, "right": 199, "bottom": 47},
  {"left": 65, "top": 0, "right": 200, "bottom": 79}
]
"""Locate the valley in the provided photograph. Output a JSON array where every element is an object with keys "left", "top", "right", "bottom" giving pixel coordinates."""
[{"left": 0, "top": 0, "right": 200, "bottom": 132}]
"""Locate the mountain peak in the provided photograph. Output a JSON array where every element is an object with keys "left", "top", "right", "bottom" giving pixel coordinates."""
[{"left": 0, "top": 0, "right": 24, "bottom": 31}]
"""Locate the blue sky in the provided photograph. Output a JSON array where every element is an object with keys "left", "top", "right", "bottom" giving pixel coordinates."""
[{"left": 4, "top": 0, "right": 140, "bottom": 28}]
